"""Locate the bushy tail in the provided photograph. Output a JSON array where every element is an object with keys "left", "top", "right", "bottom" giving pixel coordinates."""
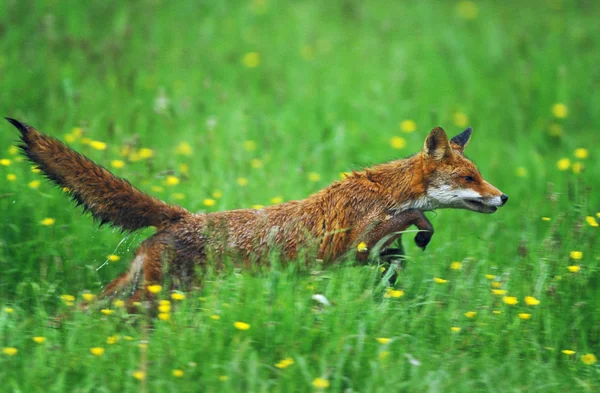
[{"left": 6, "top": 118, "right": 189, "bottom": 231}]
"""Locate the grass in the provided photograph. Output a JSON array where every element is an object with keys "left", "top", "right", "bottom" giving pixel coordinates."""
[{"left": 1, "top": 0, "right": 599, "bottom": 391}]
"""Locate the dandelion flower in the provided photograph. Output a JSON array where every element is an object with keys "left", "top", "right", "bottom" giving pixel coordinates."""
[
  {"left": 485, "top": 274, "right": 495, "bottom": 280},
  {"left": 138, "top": 148, "right": 153, "bottom": 159},
  {"left": 90, "top": 347, "right": 105, "bottom": 356},
  {"left": 158, "top": 313, "right": 171, "bottom": 321},
  {"left": 29, "top": 180, "right": 41, "bottom": 189},
  {"left": 275, "top": 357, "right": 294, "bottom": 369},
  {"left": 219, "top": 375, "right": 229, "bottom": 382},
  {"left": 562, "top": 350, "right": 575, "bottom": 355},
  {"left": 450, "top": 261, "right": 462, "bottom": 270},
  {"left": 491, "top": 289, "right": 507, "bottom": 295},
  {"left": 32, "top": 336, "right": 46, "bottom": 344},
  {"left": 389, "top": 136, "right": 406, "bottom": 149},
  {"left": 464, "top": 311, "right": 476, "bottom": 318},
  {"left": 203, "top": 198, "right": 216, "bottom": 207},
  {"left": 165, "top": 176, "right": 180, "bottom": 186},
  {"left": 451, "top": 326, "right": 461, "bottom": 333},
  {"left": 541, "top": 217, "right": 551, "bottom": 221},
  {"left": 147, "top": 285, "right": 162, "bottom": 294},
  {"left": 101, "top": 309, "right": 113, "bottom": 316},
  {"left": 569, "top": 251, "right": 583, "bottom": 260},
  {"left": 172, "top": 369, "right": 184, "bottom": 377},
  {"left": 572, "top": 162, "right": 583, "bottom": 174},
  {"left": 518, "top": 313, "right": 531, "bottom": 320},
  {"left": 567, "top": 265, "right": 580, "bottom": 273},
  {"left": 556, "top": 158, "right": 571, "bottom": 171},
  {"left": 171, "top": 292, "right": 186, "bottom": 301},
  {"left": 312, "top": 378, "right": 330, "bottom": 389},
  {"left": 4, "top": 307, "right": 14, "bottom": 313},
  {"left": 574, "top": 148, "right": 588, "bottom": 159},
  {"left": 8, "top": 146, "right": 19, "bottom": 155},
  {"left": 376, "top": 337, "right": 391, "bottom": 344},
  {"left": 503, "top": 296, "right": 518, "bottom": 305},
  {"left": 237, "top": 177, "right": 249, "bottom": 186},
  {"left": 455, "top": 1, "right": 479, "bottom": 20},
  {"left": 132, "top": 371, "right": 146, "bottom": 380},
  {"left": 176, "top": 142, "right": 193, "bottom": 156},
  {"left": 158, "top": 303, "right": 171, "bottom": 313},
  {"left": 89, "top": 141, "right": 107, "bottom": 150},
  {"left": 61, "top": 294, "right": 75, "bottom": 303},
  {"left": 308, "top": 172, "right": 321, "bottom": 182},
  {"left": 585, "top": 216, "right": 598, "bottom": 227},
  {"left": 110, "top": 160, "right": 125, "bottom": 169},
  {"left": 252, "top": 204, "right": 264, "bottom": 209},
  {"left": 41, "top": 217, "right": 55, "bottom": 226},
  {"left": 82, "top": 293, "right": 96, "bottom": 302},
  {"left": 551, "top": 103, "right": 568, "bottom": 119},
  {"left": 433, "top": 277, "right": 448, "bottom": 284},
  {"left": 179, "top": 163, "right": 189, "bottom": 174},
  {"left": 515, "top": 167, "right": 528, "bottom": 177},
  {"left": 400, "top": 120, "right": 417, "bottom": 133},
  {"left": 243, "top": 140, "right": 257, "bottom": 152},
  {"left": 270, "top": 196, "right": 283, "bottom": 204},
  {"left": 452, "top": 112, "right": 469, "bottom": 127},
  {"left": 210, "top": 315, "right": 221, "bottom": 320},
  {"left": 242, "top": 52, "right": 261, "bottom": 68},
  {"left": 357, "top": 242, "right": 368, "bottom": 253},
  {"left": 383, "top": 288, "right": 404, "bottom": 298},
  {"left": 113, "top": 300, "right": 125, "bottom": 308},
  {"left": 250, "top": 158, "right": 263, "bottom": 169},
  {"left": 0, "top": 158, "right": 11, "bottom": 166},
  {"left": 581, "top": 354, "right": 597, "bottom": 365},
  {"left": 2, "top": 347, "right": 18, "bottom": 356},
  {"left": 234, "top": 321, "right": 250, "bottom": 330},
  {"left": 491, "top": 282, "right": 502, "bottom": 288},
  {"left": 524, "top": 296, "right": 540, "bottom": 306},
  {"left": 31, "top": 166, "right": 41, "bottom": 173},
  {"left": 106, "top": 335, "right": 119, "bottom": 345},
  {"left": 107, "top": 254, "right": 120, "bottom": 262},
  {"left": 6, "top": 173, "right": 16, "bottom": 181}
]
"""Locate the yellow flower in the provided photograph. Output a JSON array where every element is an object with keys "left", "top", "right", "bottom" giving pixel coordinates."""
[
  {"left": 518, "top": 313, "right": 531, "bottom": 320},
  {"left": 491, "top": 282, "right": 502, "bottom": 288},
  {"left": 242, "top": 52, "right": 261, "bottom": 68},
  {"left": 106, "top": 335, "right": 119, "bottom": 345},
  {"left": 234, "top": 321, "right": 251, "bottom": 330},
  {"left": 171, "top": 293, "right": 186, "bottom": 301},
  {"left": 433, "top": 277, "right": 448, "bottom": 284},
  {"left": 585, "top": 216, "right": 599, "bottom": 227},
  {"left": 312, "top": 378, "right": 330, "bottom": 389},
  {"left": 138, "top": 148, "right": 153, "bottom": 159},
  {"left": 110, "top": 160, "right": 125, "bottom": 169},
  {"left": 572, "top": 162, "right": 583, "bottom": 174},
  {"left": 252, "top": 204, "right": 264, "bottom": 209},
  {"left": 179, "top": 163, "right": 189, "bottom": 174},
  {"left": 107, "top": 254, "right": 120, "bottom": 262},
  {"left": 165, "top": 175, "right": 180, "bottom": 186},
  {"left": 172, "top": 369, "right": 184, "bottom": 377},
  {"left": 65, "top": 134, "right": 76, "bottom": 143},
  {"left": 250, "top": 158, "right": 263, "bottom": 169},
  {"left": 101, "top": 309, "right": 114, "bottom": 316},
  {"left": 275, "top": 357, "right": 294, "bottom": 369},
  {"left": 8, "top": 146, "right": 19, "bottom": 155},
  {"left": 376, "top": 337, "right": 391, "bottom": 344},
  {"left": 524, "top": 296, "right": 540, "bottom": 306},
  {"left": 147, "top": 285, "right": 162, "bottom": 294},
  {"left": 210, "top": 315, "right": 221, "bottom": 320},
  {"left": 82, "top": 293, "right": 96, "bottom": 302},
  {"left": 389, "top": 136, "right": 406, "bottom": 149},
  {"left": 400, "top": 120, "right": 417, "bottom": 133},
  {"left": 72, "top": 127, "right": 83, "bottom": 137},
  {"left": 541, "top": 217, "right": 551, "bottom": 221},
  {"left": 158, "top": 303, "right": 171, "bottom": 313},
  {"left": 573, "top": 148, "right": 588, "bottom": 159},
  {"left": 4, "top": 307, "right": 14, "bottom": 313},
  {"left": 89, "top": 140, "right": 107, "bottom": 150},
  {"left": 567, "top": 265, "right": 580, "bottom": 273},
  {"left": 452, "top": 112, "right": 469, "bottom": 127},
  {"left": 31, "top": 166, "right": 41, "bottom": 173},
  {"left": 464, "top": 311, "right": 477, "bottom": 318},
  {"left": 451, "top": 326, "right": 461, "bottom": 333},
  {"left": 29, "top": 180, "right": 41, "bottom": 189},
  {"left": 515, "top": 167, "right": 528, "bottom": 177},
  {"left": 308, "top": 172, "right": 321, "bottom": 182},
  {"left": 40, "top": 217, "right": 55, "bottom": 226},
  {"left": 562, "top": 350, "right": 575, "bottom": 355},
  {"left": 132, "top": 371, "right": 146, "bottom": 380},
  {"left": 357, "top": 242, "right": 368, "bottom": 253},
  {"left": 491, "top": 289, "right": 507, "bottom": 296},
  {"left": 61, "top": 294, "right": 75, "bottom": 303},
  {"left": 383, "top": 288, "right": 404, "bottom": 298},
  {"left": 456, "top": 1, "right": 478, "bottom": 19},
  {"left": 581, "top": 354, "right": 597, "bottom": 365},
  {"left": 113, "top": 300, "right": 125, "bottom": 308},
  {"left": 32, "top": 336, "right": 46, "bottom": 344},
  {"left": 176, "top": 141, "right": 192, "bottom": 156},
  {"left": 203, "top": 198, "right": 216, "bottom": 207},
  {"left": 158, "top": 312, "right": 171, "bottom": 321},
  {"left": 485, "top": 274, "right": 495, "bottom": 280},
  {"left": 2, "top": 347, "right": 18, "bottom": 356},
  {"left": 503, "top": 296, "right": 518, "bottom": 305},
  {"left": 219, "top": 375, "right": 229, "bottom": 382},
  {"left": 90, "top": 347, "right": 105, "bottom": 356},
  {"left": 212, "top": 190, "right": 223, "bottom": 199},
  {"left": 270, "top": 196, "right": 283, "bottom": 204},
  {"left": 243, "top": 140, "right": 257, "bottom": 152},
  {"left": 6, "top": 173, "right": 16, "bottom": 181},
  {"left": 0, "top": 158, "right": 11, "bottom": 166},
  {"left": 551, "top": 103, "right": 568, "bottom": 119},
  {"left": 237, "top": 177, "right": 249, "bottom": 187},
  {"left": 569, "top": 251, "right": 583, "bottom": 260},
  {"left": 450, "top": 261, "right": 462, "bottom": 270},
  {"left": 556, "top": 158, "right": 571, "bottom": 171}
]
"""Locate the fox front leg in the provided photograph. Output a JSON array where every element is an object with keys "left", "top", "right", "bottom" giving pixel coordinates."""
[{"left": 355, "top": 208, "right": 434, "bottom": 263}]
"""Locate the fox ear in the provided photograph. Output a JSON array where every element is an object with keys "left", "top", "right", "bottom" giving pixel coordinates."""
[
  {"left": 422, "top": 127, "right": 452, "bottom": 161},
  {"left": 450, "top": 127, "right": 472, "bottom": 154}
]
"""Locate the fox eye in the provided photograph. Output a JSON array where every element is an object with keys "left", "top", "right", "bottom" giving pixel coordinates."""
[{"left": 464, "top": 176, "right": 474, "bottom": 182}]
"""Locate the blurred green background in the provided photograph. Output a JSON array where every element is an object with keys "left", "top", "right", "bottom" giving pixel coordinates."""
[{"left": 0, "top": 0, "right": 598, "bottom": 391}]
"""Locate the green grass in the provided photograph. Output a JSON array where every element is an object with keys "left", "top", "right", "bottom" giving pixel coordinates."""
[{"left": 1, "top": 0, "right": 599, "bottom": 391}]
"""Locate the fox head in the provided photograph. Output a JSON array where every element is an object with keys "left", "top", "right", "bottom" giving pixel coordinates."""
[{"left": 417, "top": 126, "right": 508, "bottom": 214}]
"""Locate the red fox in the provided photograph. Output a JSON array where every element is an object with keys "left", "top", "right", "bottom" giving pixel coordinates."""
[{"left": 7, "top": 118, "right": 506, "bottom": 303}]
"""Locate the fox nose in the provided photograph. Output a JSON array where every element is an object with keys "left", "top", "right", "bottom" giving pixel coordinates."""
[{"left": 500, "top": 194, "right": 508, "bottom": 205}]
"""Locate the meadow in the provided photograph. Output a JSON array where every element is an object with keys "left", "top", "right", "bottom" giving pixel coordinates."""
[{"left": 0, "top": 0, "right": 599, "bottom": 391}]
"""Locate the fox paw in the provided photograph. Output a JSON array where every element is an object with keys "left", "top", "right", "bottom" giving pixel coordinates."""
[{"left": 414, "top": 230, "right": 433, "bottom": 250}]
